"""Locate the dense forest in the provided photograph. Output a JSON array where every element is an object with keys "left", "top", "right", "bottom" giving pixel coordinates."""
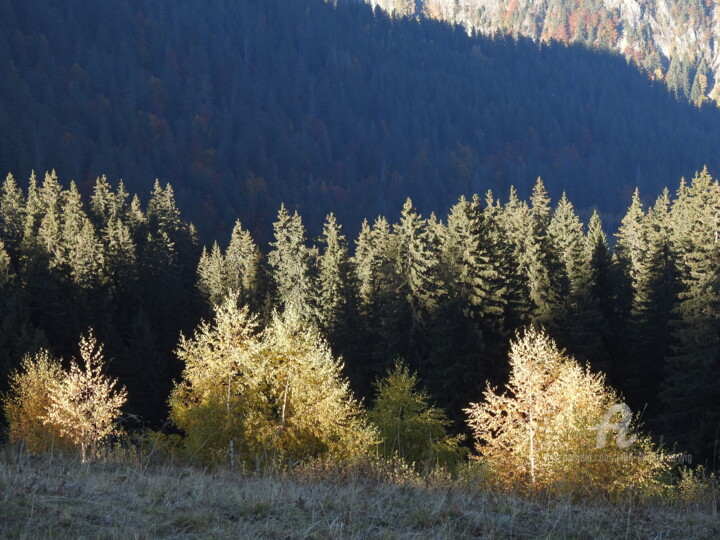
[
  {"left": 2, "top": 0, "right": 720, "bottom": 242},
  {"left": 1, "top": 169, "right": 719, "bottom": 465}
]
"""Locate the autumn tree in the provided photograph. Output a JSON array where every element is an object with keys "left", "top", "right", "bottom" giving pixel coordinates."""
[
  {"left": 2, "top": 350, "right": 71, "bottom": 454},
  {"left": 465, "top": 328, "right": 671, "bottom": 497},
  {"left": 169, "top": 295, "right": 263, "bottom": 467},
  {"left": 44, "top": 331, "right": 127, "bottom": 462},
  {"left": 170, "top": 296, "right": 376, "bottom": 467}
]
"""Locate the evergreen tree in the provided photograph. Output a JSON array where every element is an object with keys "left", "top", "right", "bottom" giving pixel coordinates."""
[
  {"left": 197, "top": 243, "right": 228, "bottom": 306},
  {"left": 499, "top": 188, "right": 555, "bottom": 327},
  {"left": 368, "top": 360, "right": 463, "bottom": 470},
  {"left": 547, "top": 193, "right": 604, "bottom": 362},
  {"left": 0, "top": 239, "right": 12, "bottom": 288},
  {"left": 661, "top": 169, "right": 720, "bottom": 459},
  {"left": 0, "top": 173, "right": 26, "bottom": 258},
  {"left": 316, "top": 213, "right": 351, "bottom": 343},
  {"left": 393, "top": 198, "right": 446, "bottom": 359},
  {"left": 225, "top": 220, "right": 261, "bottom": 309},
  {"left": 625, "top": 190, "right": 678, "bottom": 413},
  {"left": 268, "top": 204, "right": 315, "bottom": 321}
]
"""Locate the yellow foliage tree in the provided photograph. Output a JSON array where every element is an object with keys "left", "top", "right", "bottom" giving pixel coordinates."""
[
  {"left": 169, "top": 296, "right": 376, "bottom": 467},
  {"left": 43, "top": 331, "right": 127, "bottom": 462},
  {"left": 465, "top": 328, "right": 672, "bottom": 498},
  {"left": 169, "top": 296, "right": 265, "bottom": 466},
  {"left": 2, "top": 350, "right": 72, "bottom": 454},
  {"left": 256, "top": 307, "right": 377, "bottom": 463}
]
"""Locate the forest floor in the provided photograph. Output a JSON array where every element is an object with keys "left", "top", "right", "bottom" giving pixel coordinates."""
[{"left": 1, "top": 449, "right": 718, "bottom": 539}]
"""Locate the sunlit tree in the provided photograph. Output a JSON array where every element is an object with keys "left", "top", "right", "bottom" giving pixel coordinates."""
[
  {"left": 465, "top": 327, "right": 671, "bottom": 497},
  {"left": 44, "top": 331, "right": 127, "bottom": 462},
  {"left": 2, "top": 350, "right": 71, "bottom": 454}
]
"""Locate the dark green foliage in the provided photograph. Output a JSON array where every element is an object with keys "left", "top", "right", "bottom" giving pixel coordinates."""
[
  {"left": 268, "top": 205, "right": 315, "bottom": 322},
  {"left": 2, "top": 166, "right": 720, "bottom": 465},
  {"left": 2, "top": 0, "right": 720, "bottom": 240}
]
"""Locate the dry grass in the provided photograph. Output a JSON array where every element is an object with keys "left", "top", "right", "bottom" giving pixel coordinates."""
[{"left": 0, "top": 448, "right": 718, "bottom": 539}]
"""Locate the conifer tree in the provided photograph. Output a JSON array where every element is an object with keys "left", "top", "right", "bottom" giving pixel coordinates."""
[
  {"left": 465, "top": 328, "right": 670, "bottom": 497},
  {"left": 169, "top": 296, "right": 262, "bottom": 466},
  {"left": 625, "top": 190, "right": 678, "bottom": 412},
  {"left": 268, "top": 204, "right": 315, "bottom": 321},
  {"left": 44, "top": 331, "right": 128, "bottom": 462},
  {"left": 0, "top": 173, "right": 26, "bottom": 257},
  {"left": 584, "top": 211, "right": 617, "bottom": 375},
  {"left": 0, "top": 239, "right": 11, "bottom": 288},
  {"left": 225, "top": 220, "right": 261, "bottom": 308},
  {"left": 369, "top": 360, "right": 463, "bottom": 470},
  {"left": 197, "top": 242, "right": 228, "bottom": 306},
  {"left": 2, "top": 350, "right": 71, "bottom": 454},
  {"left": 316, "top": 213, "right": 351, "bottom": 342},
  {"left": 393, "top": 198, "right": 446, "bottom": 358},
  {"left": 661, "top": 169, "right": 720, "bottom": 458},
  {"left": 499, "top": 188, "right": 555, "bottom": 327}
]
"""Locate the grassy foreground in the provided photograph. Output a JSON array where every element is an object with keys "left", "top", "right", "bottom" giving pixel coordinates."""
[{"left": 0, "top": 450, "right": 718, "bottom": 539}]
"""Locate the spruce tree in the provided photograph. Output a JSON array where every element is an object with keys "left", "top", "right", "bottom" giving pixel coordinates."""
[
  {"left": 0, "top": 173, "right": 26, "bottom": 258},
  {"left": 661, "top": 169, "right": 720, "bottom": 458},
  {"left": 268, "top": 204, "right": 315, "bottom": 321},
  {"left": 316, "top": 213, "right": 351, "bottom": 343},
  {"left": 225, "top": 220, "right": 261, "bottom": 308},
  {"left": 197, "top": 243, "right": 228, "bottom": 307}
]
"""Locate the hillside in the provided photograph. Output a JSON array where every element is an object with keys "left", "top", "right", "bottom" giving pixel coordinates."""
[
  {"left": 2, "top": 0, "right": 720, "bottom": 240},
  {"left": 371, "top": 0, "right": 720, "bottom": 104}
]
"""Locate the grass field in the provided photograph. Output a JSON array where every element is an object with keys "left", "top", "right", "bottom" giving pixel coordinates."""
[{"left": 1, "top": 448, "right": 718, "bottom": 539}]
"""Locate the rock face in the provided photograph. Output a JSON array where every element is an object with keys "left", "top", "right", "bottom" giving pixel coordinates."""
[{"left": 368, "top": 0, "right": 720, "bottom": 103}]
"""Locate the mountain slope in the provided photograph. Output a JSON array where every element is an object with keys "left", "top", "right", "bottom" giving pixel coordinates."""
[
  {"left": 371, "top": 0, "right": 720, "bottom": 104},
  {"left": 1, "top": 0, "right": 720, "bottom": 239}
]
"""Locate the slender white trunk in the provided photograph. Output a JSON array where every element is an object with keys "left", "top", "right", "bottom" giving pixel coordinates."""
[{"left": 528, "top": 408, "right": 536, "bottom": 485}]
